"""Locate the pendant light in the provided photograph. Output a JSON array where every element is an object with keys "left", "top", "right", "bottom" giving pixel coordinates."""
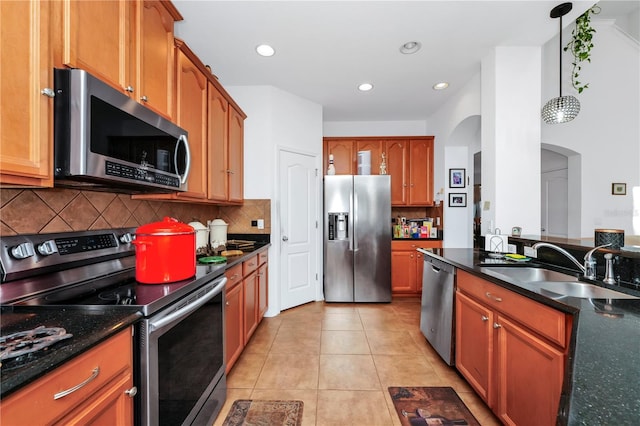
[{"left": 542, "top": 2, "right": 580, "bottom": 124}]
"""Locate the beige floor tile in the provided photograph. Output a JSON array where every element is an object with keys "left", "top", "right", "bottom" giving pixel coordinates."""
[
  {"left": 270, "top": 327, "right": 321, "bottom": 354},
  {"left": 254, "top": 353, "right": 320, "bottom": 390},
  {"left": 249, "top": 389, "right": 318, "bottom": 426},
  {"left": 366, "top": 330, "right": 424, "bottom": 355},
  {"left": 279, "top": 312, "right": 324, "bottom": 330},
  {"left": 316, "top": 390, "right": 395, "bottom": 425},
  {"left": 243, "top": 323, "right": 279, "bottom": 354},
  {"left": 318, "top": 354, "right": 381, "bottom": 390},
  {"left": 321, "top": 330, "right": 370, "bottom": 354},
  {"left": 360, "top": 311, "right": 411, "bottom": 331},
  {"left": 321, "top": 312, "right": 363, "bottom": 330},
  {"left": 457, "top": 390, "right": 502, "bottom": 425},
  {"left": 373, "top": 354, "right": 445, "bottom": 388},
  {"left": 322, "top": 303, "right": 359, "bottom": 314},
  {"left": 227, "top": 352, "right": 267, "bottom": 389},
  {"left": 212, "top": 388, "right": 252, "bottom": 426}
]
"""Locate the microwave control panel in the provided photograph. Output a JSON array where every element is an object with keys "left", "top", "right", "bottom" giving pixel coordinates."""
[{"left": 106, "top": 161, "right": 180, "bottom": 188}]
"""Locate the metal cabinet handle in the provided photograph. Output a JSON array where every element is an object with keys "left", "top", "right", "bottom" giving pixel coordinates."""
[
  {"left": 225, "top": 301, "right": 229, "bottom": 306},
  {"left": 141, "top": 95, "right": 148, "bottom": 102},
  {"left": 485, "top": 292, "right": 503, "bottom": 302},
  {"left": 493, "top": 323, "right": 502, "bottom": 329},
  {"left": 226, "top": 169, "right": 235, "bottom": 174},
  {"left": 125, "top": 386, "right": 137, "bottom": 397},
  {"left": 481, "top": 315, "right": 489, "bottom": 321},
  {"left": 53, "top": 367, "right": 100, "bottom": 400},
  {"left": 41, "top": 88, "right": 55, "bottom": 98},
  {"left": 125, "top": 85, "right": 134, "bottom": 93}
]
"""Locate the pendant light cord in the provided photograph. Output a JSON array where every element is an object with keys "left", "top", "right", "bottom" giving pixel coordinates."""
[{"left": 559, "top": 14, "right": 563, "bottom": 97}]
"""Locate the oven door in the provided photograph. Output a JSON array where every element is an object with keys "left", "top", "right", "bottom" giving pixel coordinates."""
[{"left": 138, "top": 276, "right": 226, "bottom": 426}]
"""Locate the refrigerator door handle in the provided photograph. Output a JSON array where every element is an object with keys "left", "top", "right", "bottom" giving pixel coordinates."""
[{"left": 351, "top": 190, "right": 357, "bottom": 252}]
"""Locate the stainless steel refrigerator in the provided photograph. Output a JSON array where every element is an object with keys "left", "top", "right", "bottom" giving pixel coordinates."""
[{"left": 323, "top": 175, "right": 391, "bottom": 302}]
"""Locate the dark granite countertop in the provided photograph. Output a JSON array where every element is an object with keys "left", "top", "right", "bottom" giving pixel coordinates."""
[
  {"left": 418, "top": 248, "right": 640, "bottom": 426},
  {"left": 0, "top": 307, "right": 142, "bottom": 399}
]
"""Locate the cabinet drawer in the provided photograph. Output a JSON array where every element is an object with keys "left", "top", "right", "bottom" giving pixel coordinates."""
[
  {"left": 457, "top": 270, "right": 568, "bottom": 348},
  {"left": 392, "top": 240, "right": 441, "bottom": 251},
  {"left": 1, "top": 329, "right": 132, "bottom": 424},
  {"left": 242, "top": 254, "right": 259, "bottom": 276},
  {"left": 258, "top": 250, "right": 268, "bottom": 265},
  {"left": 225, "top": 264, "right": 243, "bottom": 290}
]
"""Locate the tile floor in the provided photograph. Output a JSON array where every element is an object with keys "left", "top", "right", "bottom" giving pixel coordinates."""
[{"left": 214, "top": 298, "right": 501, "bottom": 425}]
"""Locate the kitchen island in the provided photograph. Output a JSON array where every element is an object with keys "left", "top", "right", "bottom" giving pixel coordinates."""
[{"left": 420, "top": 248, "right": 640, "bottom": 426}]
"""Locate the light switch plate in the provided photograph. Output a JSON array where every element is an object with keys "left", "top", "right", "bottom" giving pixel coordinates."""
[{"left": 257, "top": 219, "right": 264, "bottom": 230}]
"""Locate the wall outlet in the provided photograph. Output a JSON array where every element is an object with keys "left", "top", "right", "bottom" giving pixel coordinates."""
[
  {"left": 508, "top": 244, "right": 517, "bottom": 253},
  {"left": 251, "top": 220, "right": 258, "bottom": 227},
  {"left": 524, "top": 246, "right": 537, "bottom": 258},
  {"left": 257, "top": 219, "right": 264, "bottom": 230}
]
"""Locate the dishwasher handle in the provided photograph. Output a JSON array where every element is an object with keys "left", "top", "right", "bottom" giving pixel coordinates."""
[{"left": 423, "top": 255, "right": 455, "bottom": 275}]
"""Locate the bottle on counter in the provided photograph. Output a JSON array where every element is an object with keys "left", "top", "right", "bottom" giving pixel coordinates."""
[{"left": 327, "top": 154, "right": 336, "bottom": 175}]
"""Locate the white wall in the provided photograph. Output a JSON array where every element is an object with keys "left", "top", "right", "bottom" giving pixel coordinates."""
[
  {"left": 323, "top": 120, "right": 427, "bottom": 137},
  {"left": 226, "top": 85, "right": 323, "bottom": 316}
]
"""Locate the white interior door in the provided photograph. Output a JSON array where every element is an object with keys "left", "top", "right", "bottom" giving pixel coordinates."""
[
  {"left": 541, "top": 169, "right": 568, "bottom": 237},
  {"left": 279, "top": 149, "right": 318, "bottom": 310}
]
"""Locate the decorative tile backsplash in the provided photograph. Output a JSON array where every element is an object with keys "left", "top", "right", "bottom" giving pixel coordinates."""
[{"left": 0, "top": 188, "right": 271, "bottom": 236}]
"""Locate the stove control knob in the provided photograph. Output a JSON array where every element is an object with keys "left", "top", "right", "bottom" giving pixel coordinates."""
[
  {"left": 37, "top": 240, "right": 58, "bottom": 256},
  {"left": 11, "top": 242, "right": 35, "bottom": 259},
  {"left": 120, "top": 233, "right": 133, "bottom": 244}
]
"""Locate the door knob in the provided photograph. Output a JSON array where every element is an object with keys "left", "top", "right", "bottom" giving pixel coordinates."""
[{"left": 282, "top": 236, "right": 288, "bottom": 241}]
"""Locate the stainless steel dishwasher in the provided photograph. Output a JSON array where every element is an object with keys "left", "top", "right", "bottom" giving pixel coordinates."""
[{"left": 419, "top": 252, "right": 456, "bottom": 365}]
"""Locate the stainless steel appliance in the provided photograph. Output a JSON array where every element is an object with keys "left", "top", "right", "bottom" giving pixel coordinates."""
[
  {"left": 323, "top": 175, "right": 391, "bottom": 302},
  {"left": 419, "top": 252, "right": 456, "bottom": 365},
  {"left": 0, "top": 229, "right": 226, "bottom": 426},
  {"left": 54, "top": 68, "right": 190, "bottom": 193}
]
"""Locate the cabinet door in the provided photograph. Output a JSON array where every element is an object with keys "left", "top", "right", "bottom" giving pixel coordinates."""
[
  {"left": 385, "top": 140, "right": 408, "bottom": 205},
  {"left": 455, "top": 291, "right": 493, "bottom": 403},
  {"left": 228, "top": 106, "right": 244, "bottom": 203},
  {"left": 391, "top": 250, "right": 416, "bottom": 293},
  {"left": 355, "top": 140, "right": 383, "bottom": 175},
  {"left": 137, "top": 0, "right": 176, "bottom": 118},
  {"left": 225, "top": 281, "right": 243, "bottom": 373},
  {"left": 0, "top": 0, "right": 53, "bottom": 187},
  {"left": 415, "top": 251, "right": 424, "bottom": 292},
  {"left": 62, "top": 0, "right": 132, "bottom": 93},
  {"left": 175, "top": 47, "right": 208, "bottom": 200},
  {"left": 495, "top": 315, "right": 564, "bottom": 426},
  {"left": 207, "top": 82, "right": 229, "bottom": 201},
  {"left": 243, "top": 271, "right": 259, "bottom": 342},
  {"left": 258, "top": 262, "right": 269, "bottom": 320},
  {"left": 408, "top": 139, "right": 434, "bottom": 205},
  {"left": 325, "top": 139, "right": 354, "bottom": 175}
]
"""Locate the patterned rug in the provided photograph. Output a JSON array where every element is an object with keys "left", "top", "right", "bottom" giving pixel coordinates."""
[
  {"left": 222, "top": 400, "right": 304, "bottom": 426},
  {"left": 388, "top": 387, "right": 480, "bottom": 426}
]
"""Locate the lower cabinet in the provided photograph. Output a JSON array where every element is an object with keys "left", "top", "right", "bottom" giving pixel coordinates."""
[
  {"left": 391, "top": 240, "right": 442, "bottom": 296},
  {"left": 455, "top": 270, "right": 569, "bottom": 426},
  {"left": 225, "top": 249, "right": 269, "bottom": 373},
  {"left": 1, "top": 328, "right": 135, "bottom": 425}
]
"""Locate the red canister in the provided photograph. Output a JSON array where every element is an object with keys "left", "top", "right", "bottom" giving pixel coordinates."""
[{"left": 133, "top": 217, "right": 196, "bottom": 284}]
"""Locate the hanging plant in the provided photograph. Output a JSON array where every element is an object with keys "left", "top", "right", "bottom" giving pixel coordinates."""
[{"left": 563, "top": 5, "right": 600, "bottom": 93}]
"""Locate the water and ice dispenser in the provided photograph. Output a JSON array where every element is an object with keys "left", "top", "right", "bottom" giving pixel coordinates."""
[{"left": 328, "top": 213, "right": 349, "bottom": 241}]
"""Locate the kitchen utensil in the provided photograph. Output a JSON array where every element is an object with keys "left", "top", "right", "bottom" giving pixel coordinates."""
[
  {"left": 208, "top": 219, "right": 228, "bottom": 248},
  {"left": 133, "top": 217, "right": 196, "bottom": 284},
  {"left": 188, "top": 220, "right": 209, "bottom": 251}
]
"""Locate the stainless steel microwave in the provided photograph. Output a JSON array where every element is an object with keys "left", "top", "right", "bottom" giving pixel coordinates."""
[{"left": 54, "top": 68, "right": 190, "bottom": 193}]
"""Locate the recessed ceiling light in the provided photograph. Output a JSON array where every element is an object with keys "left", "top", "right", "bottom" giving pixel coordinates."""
[
  {"left": 400, "top": 41, "right": 421, "bottom": 54},
  {"left": 358, "top": 83, "right": 374, "bottom": 92},
  {"left": 256, "top": 44, "right": 275, "bottom": 57},
  {"left": 433, "top": 82, "right": 449, "bottom": 90}
]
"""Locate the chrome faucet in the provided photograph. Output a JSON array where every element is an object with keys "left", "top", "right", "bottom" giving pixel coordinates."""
[{"left": 531, "top": 242, "right": 611, "bottom": 280}]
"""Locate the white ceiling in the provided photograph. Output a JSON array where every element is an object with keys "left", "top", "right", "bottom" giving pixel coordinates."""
[{"left": 172, "top": 1, "right": 633, "bottom": 122}]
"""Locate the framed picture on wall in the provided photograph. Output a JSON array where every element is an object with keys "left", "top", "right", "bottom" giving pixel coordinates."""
[
  {"left": 449, "top": 193, "right": 467, "bottom": 207},
  {"left": 449, "top": 168, "right": 466, "bottom": 188}
]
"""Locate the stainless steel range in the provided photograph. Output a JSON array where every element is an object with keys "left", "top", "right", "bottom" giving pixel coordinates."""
[{"left": 0, "top": 228, "right": 227, "bottom": 426}]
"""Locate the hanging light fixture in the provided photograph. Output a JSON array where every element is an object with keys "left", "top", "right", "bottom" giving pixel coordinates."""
[{"left": 542, "top": 2, "right": 580, "bottom": 124}]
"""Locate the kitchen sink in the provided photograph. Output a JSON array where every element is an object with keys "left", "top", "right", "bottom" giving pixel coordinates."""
[
  {"left": 482, "top": 267, "right": 638, "bottom": 299},
  {"left": 538, "top": 282, "right": 639, "bottom": 299},
  {"left": 483, "top": 266, "right": 579, "bottom": 283}
]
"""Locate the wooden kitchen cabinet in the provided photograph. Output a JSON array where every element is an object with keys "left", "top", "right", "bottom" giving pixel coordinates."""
[
  {"left": 355, "top": 139, "right": 383, "bottom": 175},
  {"left": 225, "top": 263, "right": 244, "bottom": 373},
  {"left": 56, "top": 0, "right": 181, "bottom": 118},
  {"left": 258, "top": 251, "right": 269, "bottom": 320},
  {"left": 1, "top": 328, "right": 134, "bottom": 425},
  {"left": 323, "top": 138, "right": 355, "bottom": 175},
  {"left": 228, "top": 106, "right": 245, "bottom": 203},
  {"left": 243, "top": 255, "right": 260, "bottom": 342},
  {"left": 391, "top": 240, "right": 442, "bottom": 296},
  {"left": 456, "top": 270, "right": 569, "bottom": 426},
  {"left": 385, "top": 138, "right": 434, "bottom": 206},
  {"left": 0, "top": 0, "right": 54, "bottom": 187}
]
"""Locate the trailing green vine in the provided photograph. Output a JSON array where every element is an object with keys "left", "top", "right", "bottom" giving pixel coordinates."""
[{"left": 564, "top": 5, "right": 600, "bottom": 93}]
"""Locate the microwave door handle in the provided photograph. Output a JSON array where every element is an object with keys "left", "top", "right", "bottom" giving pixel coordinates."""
[{"left": 176, "top": 134, "right": 191, "bottom": 184}]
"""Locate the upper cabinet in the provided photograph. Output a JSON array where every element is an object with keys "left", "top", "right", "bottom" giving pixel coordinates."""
[
  {"left": 0, "top": 0, "right": 54, "bottom": 187},
  {"left": 56, "top": 0, "right": 182, "bottom": 119},
  {"left": 322, "top": 136, "right": 435, "bottom": 206}
]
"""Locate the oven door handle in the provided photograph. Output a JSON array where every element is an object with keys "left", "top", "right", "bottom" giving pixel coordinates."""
[{"left": 149, "top": 277, "right": 227, "bottom": 332}]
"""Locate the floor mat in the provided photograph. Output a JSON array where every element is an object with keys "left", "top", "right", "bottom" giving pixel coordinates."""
[
  {"left": 222, "top": 400, "right": 304, "bottom": 426},
  {"left": 388, "top": 386, "right": 481, "bottom": 426}
]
